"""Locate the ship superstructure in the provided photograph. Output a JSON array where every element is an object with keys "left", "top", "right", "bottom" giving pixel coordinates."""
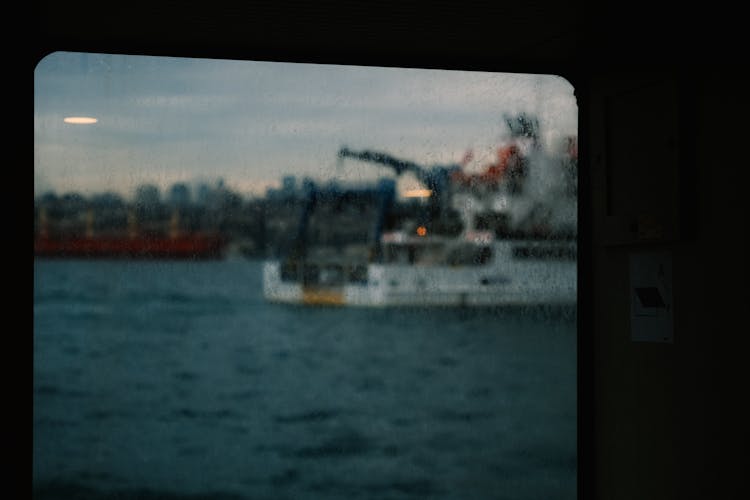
[{"left": 263, "top": 114, "right": 578, "bottom": 306}]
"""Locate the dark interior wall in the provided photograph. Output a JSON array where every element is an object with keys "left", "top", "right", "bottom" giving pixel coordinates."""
[{"left": 587, "top": 69, "right": 748, "bottom": 499}]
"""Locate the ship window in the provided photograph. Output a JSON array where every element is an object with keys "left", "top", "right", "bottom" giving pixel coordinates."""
[
  {"left": 347, "top": 264, "right": 368, "bottom": 284},
  {"left": 446, "top": 243, "right": 494, "bottom": 266},
  {"left": 384, "top": 244, "right": 412, "bottom": 264},
  {"left": 34, "top": 51, "right": 577, "bottom": 500}
]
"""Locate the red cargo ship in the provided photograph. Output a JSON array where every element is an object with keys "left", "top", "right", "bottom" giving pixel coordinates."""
[
  {"left": 34, "top": 207, "right": 229, "bottom": 260},
  {"left": 34, "top": 233, "right": 228, "bottom": 259}
]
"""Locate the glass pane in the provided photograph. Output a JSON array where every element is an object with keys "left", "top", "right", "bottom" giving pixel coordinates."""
[{"left": 34, "top": 52, "right": 578, "bottom": 499}]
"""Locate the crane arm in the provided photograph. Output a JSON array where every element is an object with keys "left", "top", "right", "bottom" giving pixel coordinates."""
[
  {"left": 338, "top": 147, "right": 426, "bottom": 178},
  {"left": 337, "top": 146, "right": 460, "bottom": 193}
]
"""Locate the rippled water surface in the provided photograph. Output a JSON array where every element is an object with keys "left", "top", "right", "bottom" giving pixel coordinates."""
[{"left": 33, "top": 258, "right": 577, "bottom": 499}]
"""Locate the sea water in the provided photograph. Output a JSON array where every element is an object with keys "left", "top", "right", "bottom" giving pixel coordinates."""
[{"left": 33, "top": 258, "right": 577, "bottom": 499}]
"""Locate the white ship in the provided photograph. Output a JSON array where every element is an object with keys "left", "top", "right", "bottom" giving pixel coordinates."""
[
  {"left": 263, "top": 113, "right": 577, "bottom": 307},
  {"left": 263, "top": 231, "right": 575, "bottom": 307}
]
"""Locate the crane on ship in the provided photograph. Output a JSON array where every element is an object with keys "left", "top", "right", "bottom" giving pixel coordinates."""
[
  {"left": 336, "top": 146, "right": 461, "bottom": 214},
  {"left": 335, "top": 113, "right": 579, "bottom": 240},
  {"left": 336, "top": 113, "right": 543, "bottom": 234},
  {"left": 337, "top": 113, "right": 540, "bottom": 199}
]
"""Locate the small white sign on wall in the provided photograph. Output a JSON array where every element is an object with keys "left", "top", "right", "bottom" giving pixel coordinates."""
[{"left": 630, "top": 251, "right": 673, "bottom": 343}]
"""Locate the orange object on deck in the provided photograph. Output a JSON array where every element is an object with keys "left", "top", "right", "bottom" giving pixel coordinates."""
[{"left": 451, "top": 144, "right": 520, "bottom": 188}]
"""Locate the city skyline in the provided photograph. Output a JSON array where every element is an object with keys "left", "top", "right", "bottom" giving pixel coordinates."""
[
  {"left": 34, "top": 173, "right": 387, "bottom": 205},
  {"left": 34, "top": 51, "right": 578, "bottom": 199}
]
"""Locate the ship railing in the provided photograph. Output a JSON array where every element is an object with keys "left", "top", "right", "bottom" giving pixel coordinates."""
[{"left": 280, "top": 258, "right": 369, "bottom": 286}]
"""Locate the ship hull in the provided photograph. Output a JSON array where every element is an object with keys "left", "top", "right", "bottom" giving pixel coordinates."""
[
  {"left": 262, "top": 240, "right": 576, "bottom": 307},
  {"left": 34, "top": 235, "right": 227, "bottom": 260}
]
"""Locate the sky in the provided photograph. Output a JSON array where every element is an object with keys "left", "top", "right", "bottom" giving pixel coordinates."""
[{"left": 34, "top": 51, "right": 578, "bottom": 200}]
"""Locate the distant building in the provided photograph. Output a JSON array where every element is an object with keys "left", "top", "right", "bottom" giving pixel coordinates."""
[
  {"left": 134, "top": 184, "right": 161, "bottom": 207},
  {"left": 59, "top": 192, "right": 88, "bottom": 214},
  {"left": 267, "top": 175, "right": 302, "bottom": 202},
  {"left": 38, "top": 191, "right": 59, "bottom": 205},
  {"left": 195, "top": 183, "right": 211, "bottom": 206},
  {"left": 281, "top": 176, "right": 296, "bottom": 198},
  {"left": 90, "top": 191, "right": 125, "bottom": 209},
  {"left": 167, "top": 183, "right": 192, "bottom": 207},
  {"left": 302, "top": 177, "right": 315, "bottom": 195}
]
